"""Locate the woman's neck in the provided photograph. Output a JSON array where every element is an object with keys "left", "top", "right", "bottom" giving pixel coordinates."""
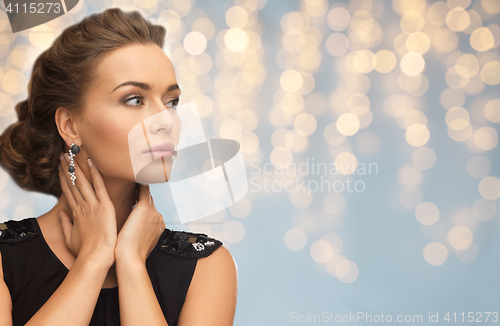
[{"left": 55, "top": 176, "right": 138, "bottom": 234}]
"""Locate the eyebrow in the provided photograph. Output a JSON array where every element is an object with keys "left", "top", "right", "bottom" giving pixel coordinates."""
[{"left": 111, "top": 81, "right": 181, "bottom": 94}]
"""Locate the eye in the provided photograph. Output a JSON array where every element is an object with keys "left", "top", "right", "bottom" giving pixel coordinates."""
[
  {"left": 123, "top": 95, "right": 144, "bottom": 107},
  {"left": 165, "top": 98, "right": 180, "bottom": 110}
]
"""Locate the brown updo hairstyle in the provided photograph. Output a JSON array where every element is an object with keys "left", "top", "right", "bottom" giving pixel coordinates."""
[{"left": 0, "top": 8, "right": 166, "bottom": 198}]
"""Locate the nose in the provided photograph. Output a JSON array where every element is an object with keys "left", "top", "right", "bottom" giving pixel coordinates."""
[{"left": 148, "top": 100, "right": 177, "bottom": 133}]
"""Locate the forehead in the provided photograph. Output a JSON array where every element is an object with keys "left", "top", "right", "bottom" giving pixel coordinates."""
[{"left": 92, "top": 44, "right": 177, "bottom": 92}]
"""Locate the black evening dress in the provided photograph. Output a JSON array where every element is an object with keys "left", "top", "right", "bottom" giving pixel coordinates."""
[{"left": 0, "top": 217, "right": 223, "bottom": 326}]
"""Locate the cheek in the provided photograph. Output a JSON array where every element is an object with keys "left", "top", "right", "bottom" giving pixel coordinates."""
[{"left": 83, "top": 115, "right": 132, "bottom": 177}]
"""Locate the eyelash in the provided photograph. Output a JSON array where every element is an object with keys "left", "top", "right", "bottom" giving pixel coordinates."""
[{"left": 122, "top": 95, "right": 180, "bottom": 110}]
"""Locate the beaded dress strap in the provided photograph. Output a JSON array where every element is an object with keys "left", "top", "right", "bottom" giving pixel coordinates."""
[
  {"left": 159, "top": 229, "right": 223, "bottom": 260},
  {"left": 0, "top": 219, "right": 38, "bottom": 244}
]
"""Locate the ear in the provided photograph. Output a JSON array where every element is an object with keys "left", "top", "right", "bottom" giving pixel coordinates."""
[{"left": 55, "top": 106, "right": 82, "bottom": 152}]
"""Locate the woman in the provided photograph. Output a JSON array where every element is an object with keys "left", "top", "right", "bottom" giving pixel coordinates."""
[{"left": 0, "top": 8, "right": 237, "bottom": 326}]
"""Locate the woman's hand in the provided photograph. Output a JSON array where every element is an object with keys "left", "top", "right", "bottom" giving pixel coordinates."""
[
  {"left": 57, "top": 152, "right": 117, "bottom": 266},
  {"left": 114, "top": 183, "right": 165, "bottom": 264}
]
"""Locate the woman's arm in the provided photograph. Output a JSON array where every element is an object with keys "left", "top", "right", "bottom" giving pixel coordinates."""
[
  {"left": 177, "top": 246, "right": 238, "bottom": 326},
  {"left": 115, "top": 255, "right": 169, "bottom": 326},
  {"left": 21, "top": 252, "right": 113, "bottom": 326},
  {"left": 116, "top": 245, "right": 237, "bottom": 326}
]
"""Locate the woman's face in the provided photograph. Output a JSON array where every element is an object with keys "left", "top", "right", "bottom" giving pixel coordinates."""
[{"left": 72, "top": 43, "right": 182, "bottom": 184}]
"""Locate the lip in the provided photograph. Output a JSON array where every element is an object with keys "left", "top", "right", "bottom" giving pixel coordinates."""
[
  {"left": 143, "top": 142, "right": 176, "bottom": 153},
  {"left": 143, "top": 142, "right": 177, "bottom": 159}
]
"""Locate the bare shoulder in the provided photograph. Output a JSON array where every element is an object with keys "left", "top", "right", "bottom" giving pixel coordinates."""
[
  {"left": 177, "top": 245, "right": 238, "bottom": 326},
  {"left": 195, "top": 245, "right": 237, "bottom": 276}
]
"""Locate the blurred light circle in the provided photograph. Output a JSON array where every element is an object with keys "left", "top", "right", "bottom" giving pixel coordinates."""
[
  {"left": 336, "top": 113, "right": 360, "bottom": 136},
  {"left": 455, "top": 54, "right": 479, "bottom": 78},
  {"left": 478, "top": 176, "right": 500, "bottom": 200},
  {"left": 400, "top": 11, "right": 425, "bottom": 33},
  {"left": 321, "top": 232, "right": 343, "bottom": 254},
  {"left": 445, "top": 106, "right": 470, "bottom": 130},
  {"left": 325, "top": 33, "right": 349, "bottom": 56},
  {"left": 226, "top": 6, "right": 249, "bottom": 28},
  {"left": 374, "top": 50, "right": 397, "bottom": 73},
  {"left": 473, "top": 126, "right": 498, "bottom": 150},
  {"left": 294, "top": 113, "right": 317, "bottom": 136},
  {"left": 405, "top": 123, "right": 430, "bottom": 147},
  {"left": 470, "top": 27, "right": 494, "bottom": 51},
  {"left": 334, "top": 152, "right": 358, "bottom": 175},
  {"left": 335, "top": 259, "right": 351, "bottom": 278},
  {"left": 270, "top": 146, "right": 293, "bottom": 168},
  {"left": 412, "top": 146, "right": 437, "bottom": 170},
  {"left": 482, "top": 0, "right": 500, "bottom": 14},
  {"left": 183, "top": 31, "right": 207, "bottom": 55},
  {"left": 280, "top": 69, "right": 303, "bottom": 92},
  {"left": 472, "top": 197, "right": 496, "bottom": 221},
  {"left": 402, "top": 109, "right": 427, "bottom": 129},
  {"left": 446, "top": 7, "right": 471, "bottom": 31},
  {"left": 480, "top": 61, "right": 500, "bottom": 85},
  {"left": 452, "top": 207, "right": 479, "bottom": 231},
  {"left": 327, "top": 7, "right": 350, "bottom": 31},
  {"left": 224, "top": 28, "right": 249, "bottom": 52},
  {"left": 284, "top": 228, "right": 307, "bottom": 251},
  {"left": 484, "top": 99, "right": 500, "bottom": 122},
  {"left": 326, "top": 254, "right": 347, "bottom": 276},
  {"left": 310, "top": 239, "right": 334, "bottom": 263},
  {"left": 406, "top": 32, "right": 431, "bottom": 54},
  {"left": 423, "top": 242, "right": 449, "bottom": 266},
  {"left": 448, "top": 225, "right": 473, "bottom": 250},
  {"left": 400, "top": 53, "right": 425, "bottom": 76},
  {"left": 415, "top": 202, "right": 440, "bottom": 225},
  {"left": 337, "top": 260, "right": 359, "bottom": 283},
  {"left": 2, "top": 70, "right": 26, "bottom": 94},
  {"left": 353, "top": 50, "right": 375, "bottom": 74},
  {"left": 467, "top": 155, "right": 491, "bottom": 178}
]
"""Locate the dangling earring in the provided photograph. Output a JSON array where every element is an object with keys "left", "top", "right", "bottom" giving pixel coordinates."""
[{"left": 67, "top": 142, "right": 80, "bottom": 185}]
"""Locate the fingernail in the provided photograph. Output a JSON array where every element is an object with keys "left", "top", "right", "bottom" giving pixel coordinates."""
[
  {"left": 87, "top": 158, "right": 93, "bottom": 167},
  {"left": 64, "top": 154, "right": 70, "bottom": 162},
  {"left": 57, "top": 212, "right": 61, "bottom": 221},
  {"left": 58, "top": 164, "right": 61, "bottom": 170},
  {"left": 59, "top": 153, "right": 64, "bottom": 161}
]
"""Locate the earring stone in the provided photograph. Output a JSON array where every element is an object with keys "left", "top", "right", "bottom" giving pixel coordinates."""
[{"left": 67, "top": 142, "right": 80, "bottom": 185}]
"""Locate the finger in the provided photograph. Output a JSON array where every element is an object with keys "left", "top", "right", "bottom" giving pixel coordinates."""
[
  {"left": 87, "top": 158, "right": 112, "bottom": 204},
  {"left": 68, "top": 154, "right": 98, "bottom": 205},
  {"left": 58, "top": 158, "right": 77, "bottom": 210},
  {"left": 60, "top": 152, "right": 86, "bottom": 204},
  {"left": 64, "top": 152, "right": 98, "bottom": 205},
  {"left": 58, "top": 210, "right": 74, "bottom": 249}
]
